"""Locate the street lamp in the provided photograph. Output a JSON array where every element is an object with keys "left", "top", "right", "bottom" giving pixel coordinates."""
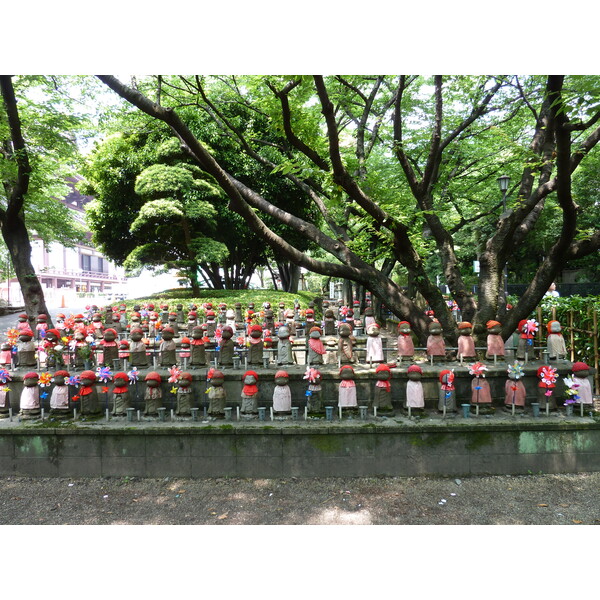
[{"left": 497, "top": 175, "right": 511, "bottom": 298}]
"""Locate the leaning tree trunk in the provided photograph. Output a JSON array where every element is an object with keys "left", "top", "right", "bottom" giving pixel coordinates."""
[
  {"left": 278, "top": 261, "right": 300, "bottom": 293},
  {"left": 2, "top": 216, "right": 53, "bottom": 329}
]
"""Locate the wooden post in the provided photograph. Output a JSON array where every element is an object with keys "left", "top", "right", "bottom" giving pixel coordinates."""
[
  {"left": 569, "top": 310, "right": 575, "bottom": 362},
  {"left": 536, "top": 306, "right": 543, "bottom": 346}
]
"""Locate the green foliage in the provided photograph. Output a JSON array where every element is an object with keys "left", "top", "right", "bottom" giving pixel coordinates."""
[{"left": 538, "top": 295, "right": 600, "bottom": 366}]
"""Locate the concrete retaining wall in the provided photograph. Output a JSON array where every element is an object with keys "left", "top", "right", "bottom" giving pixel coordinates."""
[{"left": 1, "top": 422, "right": 599, "bottom": 478}]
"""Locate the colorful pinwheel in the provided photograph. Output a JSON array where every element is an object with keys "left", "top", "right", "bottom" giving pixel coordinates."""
[
  {"left": 96, "top": 366, "right": 113, "bottom": 383},
  {"left": 167, "top": 365, "right": 182, "bottom": 383},
  {"left": 507, "top": 361, "right": 525, "bottom": 380}
]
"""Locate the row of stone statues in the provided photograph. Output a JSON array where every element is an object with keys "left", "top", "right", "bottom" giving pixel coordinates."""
[{"left": 1, "top": 360, "right": 592, "bottom": 422}]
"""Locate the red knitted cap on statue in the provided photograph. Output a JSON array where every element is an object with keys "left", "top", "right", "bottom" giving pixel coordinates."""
[
  {"left": 181, "top": 337, "right": 191, "bottom": 345},
  {"left": 274, "top": 370, "right": 289, "bottom": 379},
  {"left": 179, "top": 372, "right": 193, "bottom": 382},
  {"left": 375, "top": 364, "right": 391, "bottom": 374},
  {"left": 144, "top": 371, "right": 162, "bottom": 383},
  {"left": 407, "top": 365, "right": 423, "bottom": 374},
  {"left": 54, "top": 370, "right": 70, "bottom": 378},
  {"left": 572, "top": 362, "right": 590, "bottom": 372},
  {"left": 339, "top": 365, "right": 355, "bottom": 375},
  {"left": 242, "top": 370, "right": 259, "bottom": 381},
  {"left": 23, "top": 372, "right": 39, "bottom": 380},
  {"left": 309, "top": 326, "right": 322, "bottom": 334},
  {"left": 486, "top": 320, "right": 501, "bottom": 329},
  {"left": 80, "top": 370, "right": 96, "bottom": 382},
  {"left": 113, "top": 372, "right": 128, "bottom": 382},
  {"left": 458, "top": 322, "right": 472, "bottom": 329}
]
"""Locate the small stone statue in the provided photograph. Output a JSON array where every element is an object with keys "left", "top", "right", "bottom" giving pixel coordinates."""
[
  {"left": 504, "top": 362, "right": 526, "bottom": 413},
  {"left": 0, "top": 343, "right": 12, "bottom": 368},
  {"left": 338, "top": 365, "right": 358, "bottom": 409},
  {"left": 438, "top": 369, "right": 456, "bottom": 413},
  {"left": 304, "top": 367, "right": 323, "bottom": 413},
  {"left": 278, "top": 302, "right": 286, "bottom": 322},
  {"left": 537, "top": 365, "right": 558, "bottom": 411},
  {"left": 405, "top": 365, "right": 424, "bottom": 413},
  {"left": 16, "top": 313, "right": 30, "bottom": 332},
  {"left": 49, "top": 369, "right": 70, "bottom": 418},
  {"left": 323, "top": 308, "right": 336, "bottom": 336},
  {"left": 20, "top": 371, "right": 40, "bottom": 419},
  {"left": 128, "top": 328, "right": 148, "bottom": 368},
  {"left": 219, "top": 325, "right": 235, "bottom": 366},
  {"left": 546, "top": 320, "right": 567, "bottom": 360},
  {"left": 374, "top": 363, "right": 393, "bottom": 413},
  {"left": 264, "top": 309, "right": 275, "bottom": 331},
  {"left": 175, "top": 371, "right": 193, "bottom": 416},
  {"left": 225, "top": 309, "right": 236, "bottom": 330},
  {"left": 148, "top": 312, "right": 160, "bottom": 338},
  {"left": 284, "top": 309, "right": 296, "bottom": 336},
  {"left": 305, "top": 309, "right": 316, "bottom": 332},
  {"left": 91, "top": 313, "right": 104, "bottom": 339},
  {"left": 36, "top": 314, "right": 48, "bottom": 340},
  {"left": 218, "top": 303, "right": 227, "bottom": 324},
  {"left": 366, "top": 323, "right": 384, "bottom": 363},
  {"left": 159, "top": 326, "right": 177, "bottom": 367},
  {"left": 144, "top": 371, "right": 163, "bottom": 416},
  {"left": 190, "top": 326, "right": 207, "bottom": 368},
  {"left": 307, "top": 326, "right": 326, "bottom": 365},
  {"left": 272, "top": 370, "right": 292, "bottom": 414},
  {"left": 516, "top": 319, "right": 538, "bottom": 360},
  {"left": 78, "top": 370, "right": 101, "bottom": 416},
  {"left": 426, "top": 321, "right": 446, "bottom": 362},
  {"left": 207, "top": 369, "right": 226, "bottom": 417},
  {"left": 485, "top": 320, "right": 505, "bottom": 360},
  {"left": 100, "top": 328, "right": 119, "bottom": 367},
  {"left": 338, "top": 323, "right": 356, "bottom": 365},
  {"left": 72, "top": 330, "right": 92, "bottom": 369},
  {"left": 572, "top": 362, "right": 593, "bottom": 409},
  {"left": 187, "top": 311, "right": 198, "bottom": 335},
  {"left": 111, "top": 371, "right": 131, "bottom": 416},
  {"left": 234, "top": 303, "right": 244, "bottom": 328},
  {"left": 240, "top": 370, "right": 259, "bottom": 415},
  {"left": 205, "top": 310, "right": 217, "bottom": 337},
  {"left": 160, "top": 303, "right": 169, "bottom": 324},
  {"left": 111, "top": 313, "right": 123, "bottom": 334},
  {"left": 276, "top": 326, "right": 293, "bottom": 365},
  {"left": 363, "top": 307, "right": 376, "bottom": 330},
  {"left": 469, "top": 362, "right": 492, "bottom": 410},
  {"left": 457, "top": 322, "right": 476, "bottom": 361},
  {"left": 397, "top": 321, "right": 415, "bottom": 360},
  {"left": 17, "top": 328, "right": 36, "bottom": 368},
  {"left": 247, "top": 325, "right": 264, "bottom": 365},
  {"left": 118, "top": 339, "right": 130, "bottom": 363},
  {"left": 180, "top": 337, "right": 191, "bottom": 366},
  {"left": 176, "top": 304, "right": 185, "bottom": 328}
]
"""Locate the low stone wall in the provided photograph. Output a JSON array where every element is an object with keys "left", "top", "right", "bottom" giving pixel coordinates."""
[
  {"left": 1, "top": 421, "right": 599, "bottom": 478},
  {"left": 0, "top": 361, "right": 582, "bottom": 412}
]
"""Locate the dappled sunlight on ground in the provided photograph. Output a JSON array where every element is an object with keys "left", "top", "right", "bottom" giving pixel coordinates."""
[{"left": 307, "top": 508, "right": 373, "bottom": 525}]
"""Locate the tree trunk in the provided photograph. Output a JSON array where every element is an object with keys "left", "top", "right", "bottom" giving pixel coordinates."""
[
  {"left": 2, "top": 217, "right": 53, "bottom": 329},
  {"left": 278, "top": 261, "right": 300, "bottom": 293}
]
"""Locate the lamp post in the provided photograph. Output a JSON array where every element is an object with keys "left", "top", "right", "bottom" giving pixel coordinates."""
[{"left": 497, "top": 175, "right": 510, "bottom": 299}]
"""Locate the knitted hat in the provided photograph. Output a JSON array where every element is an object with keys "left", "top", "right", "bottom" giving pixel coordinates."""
[
  {"left": 113, "top": 372, "right": 128, "bottom": 383},
  {"left": 80, "top": 370, "right": 96, "bottom": 382},
  {"left": 18, "top": 313, "right": 28, "bottom": 319},
  {"left": 144, "top": 372, "right": 162, "bottom": 383},
  {"left": 375, "top": 364, "right": 391, "bottom": 374},
  {"left": 46, "top": 328, "right": 61, "bottom": 338},
  {"left": 119, "top": 340, "right": 130, "bottom": 347},
  {"left": 178, "top": 372, "right": 193, "bottom": 382},
  {"left": 458, "top": 322, "right": 472, "bottom": 329},
  {"left": 53, "top": 370, "right": 70, "bottom": 379},
  {"left": 407, "top": 365, "right": 423, "bottom": 374},
  {"left": 572, "top": 362, "right": 590, "bottom": 372},
  {"left": 339, "top": 365, "right": 355, "bottom": 375},
  {"left": 161, "top": 326, "right": 175, "bottom": 334},
  {"left": 37, "top": 314, "right": 48, "bottom": 321},
  {"left": 104, "top": 328, "right": 117, "bottom": 336},
  {"left": 188, "top": 311, "right": 197, "bottom": 318},
  {"left": 250, "top": 324, "right": 263, "bottom": 334},
  {"left": 486, "top": 320, "right": 501, "bottom": 329},
  {"left": 309, "top": 326, "right": 322, "bottom": 334},
  {"left": 274, "top": 370, "right": 289, "bottom": 379},
  {"left": 546, "top": 320, "right": 560, "bottom": 334},
  {"left": 181, "top": 337, "right": 191, "bottom": 345},
  {"left": 439, "top": 369, "right": 454, "bottom": 383},
  {"left": 23, "top": 371, "right": 39, "bottom": 380},
  {"left": 398, "top": 321, "right": 411, "bottom": 328},
  {"left": 242, "top": 370, "right": 259, "bottom": 381},
  {"left": 20, "top": 328, "right": 34, "bottom": 337}
]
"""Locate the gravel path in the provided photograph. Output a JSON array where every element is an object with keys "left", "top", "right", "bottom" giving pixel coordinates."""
[{"left": 2, "top": 472, "right": 599, "bottom": 525}]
